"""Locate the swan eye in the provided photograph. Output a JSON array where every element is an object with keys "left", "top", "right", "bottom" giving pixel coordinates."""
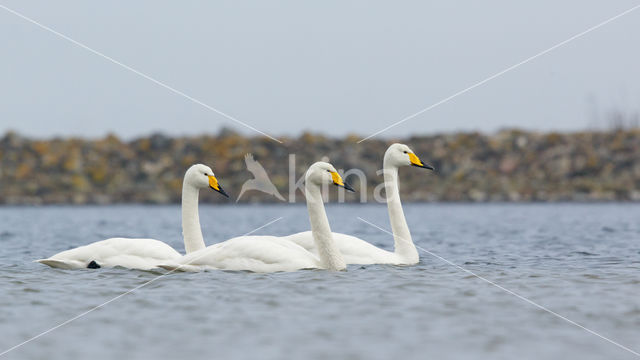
[{"left": 403, "top": 151, "right": 408, "bottom": 154}]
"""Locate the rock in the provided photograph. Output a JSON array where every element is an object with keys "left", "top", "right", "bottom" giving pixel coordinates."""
[{"left": 0, "top": 129, "right": 638, "bottom": 204}]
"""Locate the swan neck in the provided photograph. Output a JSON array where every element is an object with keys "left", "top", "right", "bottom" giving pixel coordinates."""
[
  {"left": 305, "top": 184, "right": 346, "bottom": 271},
  {"left": 182, "top": 183, "right": 205, "bottom": 253},
  {"left": 383, "top": 161, "right": 418, "bottom": 263}
]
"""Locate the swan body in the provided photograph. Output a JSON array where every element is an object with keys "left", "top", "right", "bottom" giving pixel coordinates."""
[
  {"left": 285, "top": 231, "right": 403, "bottom": 265},
  {"left": 36, "top": 164, "right": 228, "bottom": 270},
  {"left": 288, "top": 144, "right": 433, "bottom": 265},
  {"left": 160, "top": 235, "right": 322, "bottom": 273},
  {"left": 37, "top": 238, "right": 181, "bottom": 270},
  {"left": 160, "top": 162, "right": 352, "bottom": 273}
]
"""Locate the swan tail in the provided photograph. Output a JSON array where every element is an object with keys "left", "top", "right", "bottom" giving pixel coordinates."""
[{"left": 36, "top": 259, "right": 77, "bottom": 269}]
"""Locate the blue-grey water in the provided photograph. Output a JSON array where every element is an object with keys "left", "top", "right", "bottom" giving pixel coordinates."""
[{"left": 0, "top": 204, "right": 639, "bottom": 360}]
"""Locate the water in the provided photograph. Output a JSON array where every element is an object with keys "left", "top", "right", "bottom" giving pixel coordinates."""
[{"left": 0, "top": 203, "right": 639, "bottom": 360}]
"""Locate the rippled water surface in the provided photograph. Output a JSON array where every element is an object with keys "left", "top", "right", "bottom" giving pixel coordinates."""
[{"left": 0, "top": 204, "right": 639, "bottom": 360}]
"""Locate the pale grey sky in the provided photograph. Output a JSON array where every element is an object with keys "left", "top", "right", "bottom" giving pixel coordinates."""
[{"left": 1, "top": 1, "right": 639, "bottom": 139}]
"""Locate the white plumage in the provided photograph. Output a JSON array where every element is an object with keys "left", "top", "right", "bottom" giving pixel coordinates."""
[
  {"left": 160, "top": 162, "right": 353, "bottom": 273},
  {"left": 287, "top": 144, "right": 434, "bottom": 265},
  {"left": 36, "top": 238, "right": 181, "bottom": 270},
  {"left": 36, "top": 164, "right": 229, "bottom": 270}
]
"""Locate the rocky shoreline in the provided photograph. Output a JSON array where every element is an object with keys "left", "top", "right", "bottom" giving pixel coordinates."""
[{"left": 0, "top": 129, "right": 638, "bottom": 204}]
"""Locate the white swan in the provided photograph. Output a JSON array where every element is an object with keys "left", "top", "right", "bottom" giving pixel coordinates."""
[
  {"left": 286, "top": 144, "right": 433, "bottom": 265},
  {"left": 36, "top": 164, "right": 229, "bottom": 270},
  {"left": 160, "top": 162, "right": 354, "bottom": 273}
]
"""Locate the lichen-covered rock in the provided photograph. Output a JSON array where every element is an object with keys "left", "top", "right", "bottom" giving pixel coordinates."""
[{"left": 0, "top": 129, "right": 638, "bottom": 204}]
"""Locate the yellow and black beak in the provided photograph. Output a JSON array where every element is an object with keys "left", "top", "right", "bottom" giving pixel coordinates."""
[
  {"left": 330, "top": 171, "right": 355, "bottom": 192},
  {"left": 408, "top": 153, "right": 434, "bottom": 170},
  {"left": 208, "top": 175, "right": 229, "bottom": 198}
]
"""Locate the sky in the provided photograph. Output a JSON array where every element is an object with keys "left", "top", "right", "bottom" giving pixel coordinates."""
[{"left": 1, "top": 1, "right": 639, "bottom": 140}]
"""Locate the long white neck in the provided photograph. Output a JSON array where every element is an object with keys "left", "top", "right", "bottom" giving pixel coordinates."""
[
  {"left": 305, "top": 184, "right": 346, "bottom": 271},
  {"left": 181, "top": 183, "right": 206, "bottom": 253},
  {"left": 383, "top": 160, "right": 419, "bottom": 263}
]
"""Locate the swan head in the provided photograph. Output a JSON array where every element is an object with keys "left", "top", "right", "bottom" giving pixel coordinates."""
[
  {"left": 305, "top": 162, "right": 355, "bottom": 192},
  {"left": 384, "top": 143, "right": 434, "bottom": 170},
  {"left": 185, "top": 164, "right": 229, "bottom": 198}
]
